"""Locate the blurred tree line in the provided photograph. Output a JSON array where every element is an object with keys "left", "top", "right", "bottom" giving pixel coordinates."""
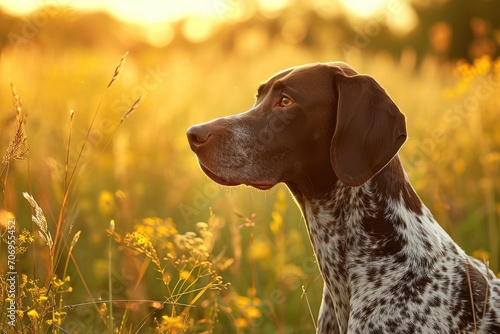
[
  {"left": 0, "top": 0, "right": 498, "bottom": 62},
  {"left": 410, "top": 0, "right": 499, "bottom": 61}
]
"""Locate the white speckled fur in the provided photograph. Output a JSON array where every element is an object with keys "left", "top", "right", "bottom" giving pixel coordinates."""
[{"left": 300, "top": 167, "right": 500, "bottom": 333}]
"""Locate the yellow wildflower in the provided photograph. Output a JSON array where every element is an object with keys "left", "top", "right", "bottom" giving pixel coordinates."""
[
  {"left": 247, "top": 287, "right": 257, "bottom": 298},
  {"left": 273, "top": 189, "right": 287, "bottom": 212},
  {"left": 135, "top": 233, "right": 148, "bottom": 246},
  {"left": 236, "top": 296, "right": 250, "bottom": 308},
  {"left": 234, "top": 317, "right": 249, "bottom": 328},
  {"left": 161, "top": 315, "right": 184, "bottom": 329},
  {"left": 196, "top": 222, "right": 208, "bottom": 230},
  {"left": 98, "top": 191, "right": 115, "bottom": 216},
  {"left": 270, "top": 211, "right": 283, "bottom": 235},
  {"left": 27, "top": 310, "right": 39, "bottom": 318},
  {"left": 472, "top": 249, "right": 490, "bottom": 261},
  {"left": 179, "top": 270, "right": 190, "bottom": 280},
  {"left": 248, "top": 238, "right": 271, "bottom": 260},
  {"left": 244, "top": 306, "right": 262, "bottom": 319}
]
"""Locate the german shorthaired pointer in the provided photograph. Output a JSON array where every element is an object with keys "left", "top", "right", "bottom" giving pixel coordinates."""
[{"left": 187, "top": 62, "right": 500, "bottom": 333}]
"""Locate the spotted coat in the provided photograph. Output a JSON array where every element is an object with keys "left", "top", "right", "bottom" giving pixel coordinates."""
[{"left": 299, "top": 157, "right": 500, "bottom": 333}]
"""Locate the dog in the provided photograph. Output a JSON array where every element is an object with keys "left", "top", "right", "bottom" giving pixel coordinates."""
[{"left": 187, "top": 62, "right": 500, "bottom": 333}]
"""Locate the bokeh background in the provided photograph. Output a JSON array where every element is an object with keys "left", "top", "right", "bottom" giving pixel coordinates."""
[{"left": 0, "top": 0, "right": 499, "bottom": 332}]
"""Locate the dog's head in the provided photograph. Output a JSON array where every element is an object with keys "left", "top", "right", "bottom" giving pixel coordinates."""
[{"left": 187, "top": 62, "right": 406, "bottom": 192}]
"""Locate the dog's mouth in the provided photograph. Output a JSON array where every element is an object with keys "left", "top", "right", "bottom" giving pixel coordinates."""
[
  {"left": 200, "top": 164, "right": 239, "bottom": 186},
  {"left": 199, "top": 164, "right": 274, "bottom": 190}
]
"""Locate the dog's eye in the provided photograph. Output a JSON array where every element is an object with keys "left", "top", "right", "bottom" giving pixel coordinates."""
[{"left": 278, "top": 96, "right": 294, "bottom": 107}]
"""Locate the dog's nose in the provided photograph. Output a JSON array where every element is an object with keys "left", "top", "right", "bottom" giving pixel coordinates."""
[{"left": 187, "top": 124, "right": 211, "bottom": 152}]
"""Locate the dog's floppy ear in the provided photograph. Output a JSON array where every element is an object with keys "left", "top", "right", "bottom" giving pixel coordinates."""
[{"left": 330, "top": 65, "right": 407, "bottom": 187}]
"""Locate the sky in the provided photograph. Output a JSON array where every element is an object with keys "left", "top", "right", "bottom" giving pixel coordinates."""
[
  {"left": 0, "top": 0, "right": 224, "bottom": 23},
  {"left": 0, "top": 0, "right": 406, "bottom": 24},
  {"left": 0, "top": 0, "right": 418, "bottom": 45}
]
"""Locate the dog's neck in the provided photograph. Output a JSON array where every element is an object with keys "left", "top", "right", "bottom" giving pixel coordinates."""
[
  {"left": 289, "top": 158, "right": 426, "bottom": 238},
  {"left": 289, "top": 157, "right": 460, "bottom": 330}
]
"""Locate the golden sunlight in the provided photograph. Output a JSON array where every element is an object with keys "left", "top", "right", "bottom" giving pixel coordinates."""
[
  {"left": 339, "top": 0, "right": 389, "bottom": 17},
  {"left": 339, "top": 0, "right": 418, "bottom": 34},
  {"left": 257, "top": 0, "right": 293, "bottom": 15},
  {"left": 0, "top": 0, "right": 221, "bottom": 24},
  {"left": 0, "top": 0, "right": 420, "bottom": 38}
]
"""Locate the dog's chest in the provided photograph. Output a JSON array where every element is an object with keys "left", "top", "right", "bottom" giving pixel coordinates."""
[
  {"left": 298, "top": 181, "right": 493, "bottom": 332},
  {"left": 301, "top": 184, "right": 366, "bottom": 331}
]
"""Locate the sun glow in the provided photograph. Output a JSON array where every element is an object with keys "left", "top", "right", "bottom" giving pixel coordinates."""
[
  {"left": 0, "top": 0, "right": 411, "bottom": 25},
  {"left": 339, "top": 0, "right": 417, "bottom": 34},
  {"left": 0, "top": 0, "right": 417, "bottom": 39},
  {"left": 0, "top": 0, "right": 223, "bottom": 24},
  {"left": 339, "top": 0, "right": 389, "bottom": 17}
]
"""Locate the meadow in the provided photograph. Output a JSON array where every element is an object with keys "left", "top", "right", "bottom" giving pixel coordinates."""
[{"left": 0, "top": 8, "right": 499, "bottom": 333}]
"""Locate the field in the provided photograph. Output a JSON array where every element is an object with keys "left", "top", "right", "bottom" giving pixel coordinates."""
[{"left": 1, "top": 5, "right": 500, "bottom": 333}]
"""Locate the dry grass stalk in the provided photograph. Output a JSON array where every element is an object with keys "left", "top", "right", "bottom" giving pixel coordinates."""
[
  {"left": 2, "top": 118, "right": 30, "bottom": 165},
  {"left": 10, "top": 82, "right": 22, "bottom": 116},
  {"left": 23, "top": 192, "right": 53, "bottom": 249},
  {"left": 121, "top": 94, "right": 144, "bottom": 122},
  {"left": 70, "top": 230, "right": 81, "bottom": 249},
  {"left": 482, "top": 260, "right": 491, "bottom": 321},
  {"left": 107, "top": 51, "right": 129, "bottom": 88},
  {"left": 64, "top": 109, "right": 75, "bottom": 190},
  {"left": 464, "top": 262, "right": 478, "bottom": 333}
]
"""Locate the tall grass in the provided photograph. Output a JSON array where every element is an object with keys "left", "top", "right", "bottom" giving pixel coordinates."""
[
  {"left": 0, "top": 53, "right": 230, "bottom": 333},
  {"left": 0, "top": 42, "right": 499, "bottom": 333}
]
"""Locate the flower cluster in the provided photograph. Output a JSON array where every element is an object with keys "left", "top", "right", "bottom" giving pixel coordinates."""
[
  {"left": 109, "top": 214, "right": 229, "bottom": 333},
  {"left": 443, "top": 55, "right": 500, "bottom": 98}
]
